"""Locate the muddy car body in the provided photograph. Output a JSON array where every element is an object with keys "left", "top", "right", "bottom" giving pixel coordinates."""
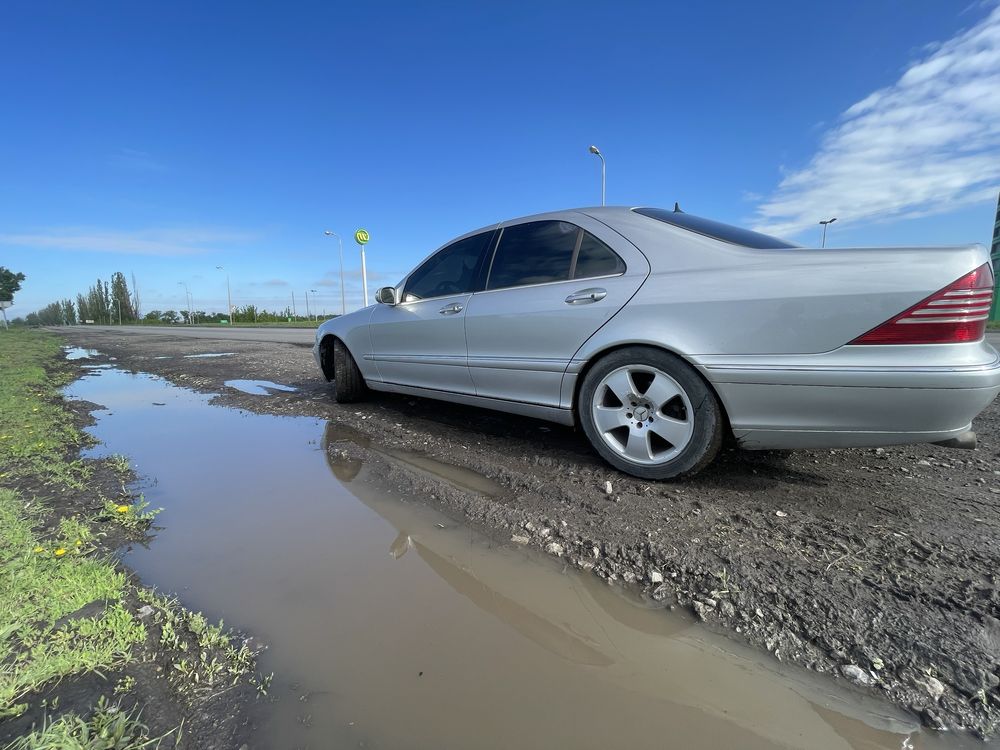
[{"left": 315, "top": 206, "right": 1000, "bottom": 478}]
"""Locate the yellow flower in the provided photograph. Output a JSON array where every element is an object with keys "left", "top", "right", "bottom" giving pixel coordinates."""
[
  {"left": 116, "top": 505, "right": 130, "bottom": 514},
  {"left": 33, "top": 546, "right": 44, "bottom": 553},
  {"left": 75, "top": 540, "right": 82, "bottom": 546},
  {"left": 54, "top": 548, "right": 66, "bottom": 557},
  {"left": 32, "top": 407, "right": 39, "bottom": 412}
]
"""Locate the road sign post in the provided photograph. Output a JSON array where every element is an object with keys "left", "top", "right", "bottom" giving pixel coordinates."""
[{"left": 355, "top": 229, "right": 371, "bottom": 307}]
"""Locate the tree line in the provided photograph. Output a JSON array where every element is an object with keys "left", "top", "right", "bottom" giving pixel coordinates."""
[{"left": 4, "top": 265, "right": 336, "bottom": 327}]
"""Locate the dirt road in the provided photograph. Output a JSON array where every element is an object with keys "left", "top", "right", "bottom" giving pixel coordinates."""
[{"left": 57, "top": 325, "right": 1000, "bottom": 738}]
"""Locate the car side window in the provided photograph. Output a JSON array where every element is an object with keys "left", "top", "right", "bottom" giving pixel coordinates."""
[
  {"left": 403, "top": 232, "right": 492, "bottom": 302},
  {"left": 572, "top": 231, "right": 625, "bottom": 279},
  {"left": 487, "top": 221, "right": 579, "bottom": 290}
]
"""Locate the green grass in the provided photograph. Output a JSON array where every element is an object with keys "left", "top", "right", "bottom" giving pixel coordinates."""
[
  {"left": 3, "top": 696, "right": 173, "bottom": 750},
  {"left": 0, "top": 330, "right": 87, "bottom": 487},
  {"left": 0, "top": 489, "right": 144, "bottom": 718}
]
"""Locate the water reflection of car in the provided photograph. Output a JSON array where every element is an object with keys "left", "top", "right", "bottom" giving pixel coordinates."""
[{"left": 314, "top": 206, "right": 1000, "bottom": 479}]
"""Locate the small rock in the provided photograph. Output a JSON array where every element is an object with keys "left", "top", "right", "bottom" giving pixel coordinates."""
[
  {"left": 693, "top": 601, "right": 713, "bottom": 621},
  {"left": 917, "top": 676, "right": 945, "bottom": 701},
  {"left": 720, "top": 600, "right": 736, "bottom": 618},
  {"left": 545, "top": 542, "right": 564, "bottom": 556},
  {"left": 591, "top": 546, "right": 601, "bottom": 559},
  {"left": 775, "top": 510, "right": 788, "bottom": 518},
  {"left": 539, "top": 527, "right": 552, "bottom": 538},
  {"left": 137, "top": 605, "right": 154, "bottom": 620},
  {"left": 842, "top": 664, "right": 874, "bottom": 687},
  {"left": 523, "top": 521, "right": 535, "bottom": 532},
  {"left": 649, "top": 569, "right": 664, "bottom": 584},
  {"left": 917, "top": 460, "right": 931, "bottom": 466},
  {"left": 604, "top": 480, "right": 613, "bottom": 495},
  {"left": 702, "top": 598, "right": 718, "bottom": 608},
  {"left": 511, "top": 535, "right": 530, "bottom": 545}
]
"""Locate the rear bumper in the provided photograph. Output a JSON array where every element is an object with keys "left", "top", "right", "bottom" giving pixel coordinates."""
[{"left": 701, "top": 346, "right": 1000, "bottom": 450}]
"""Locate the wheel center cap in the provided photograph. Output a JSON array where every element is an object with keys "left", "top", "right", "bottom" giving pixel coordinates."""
[{"left": 633, "top": 406, "right": 649, "bottom": 421}]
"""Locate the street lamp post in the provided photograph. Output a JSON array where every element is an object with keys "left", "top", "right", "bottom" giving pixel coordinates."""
[
  {"left": 177, "top": 282, "right": 193, "bottom": 324},
  {"left": 323, "top": 231, "right": 347, "bottom": 316},
  {"left": 589, "top": 145, "right": 606, "bottom": 206},
  {"left": 819, "top": 218, "right": 837, "bottom": 248},
  {"left": 215, "top": 266, "right": 233, "bottom": 323},
  {"left": 310, "top": 289, "right": 318, "bottom": 321},
  {"left": 305, "top": 289, "right": 312, "bottom": 320}
]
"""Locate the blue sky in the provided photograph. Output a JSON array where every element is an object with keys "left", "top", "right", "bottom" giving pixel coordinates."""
[{"left": 2, "top": 1, "right": 999, "bottom": 316}]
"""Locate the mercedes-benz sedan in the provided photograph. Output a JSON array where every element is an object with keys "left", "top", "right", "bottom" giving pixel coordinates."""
[{"left": 314, "top": 207, "right": 1000, "bottom": 479}]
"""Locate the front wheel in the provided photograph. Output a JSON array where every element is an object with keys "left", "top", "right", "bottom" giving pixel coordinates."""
[
  {"left": 579, "top": 347, "right": 723, "bottom": 480},
  {"left": 332, "top": 338, "right": 367, "bottom": 403}
]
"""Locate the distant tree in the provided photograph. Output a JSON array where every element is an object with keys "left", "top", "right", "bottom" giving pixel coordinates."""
[
  {"left": 60, "top": 299, "right": 76, "bottom": 325},
  {"left": 109, "top": 272, "right": 136, "bottom": 323},
  {"left": 35, "top": 302, "right": 65, "bottom": 325},
  {"left": 0, "top": 267, "right": 25, "bottom": 302},
  {"left": 76, "top": 293, "right": 90, "bottom": 323},
  {"left": 160, "top": 310, "right": 179, "bottom": 324},
  {"left": 144, "top": 310, "right": 162, "bottom": 322},
  {"left": 25, "top": 312, "right": 39, "bottom": 326}
]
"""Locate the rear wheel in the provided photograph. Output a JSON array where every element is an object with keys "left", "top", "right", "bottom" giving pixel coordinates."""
[
  {"left": 579, "top": 347, "right": 723, "bottom": 479},
  {"left": 332, "top": 338, "right": 367, "bottom": 403}
]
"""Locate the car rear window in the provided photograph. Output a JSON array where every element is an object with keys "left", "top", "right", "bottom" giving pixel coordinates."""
[{"left": 633, "top": 207, "right": 798, "bottom": 249}]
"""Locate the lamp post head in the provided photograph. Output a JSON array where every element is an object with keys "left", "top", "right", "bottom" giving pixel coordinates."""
[
  {"left": 819, "top": 217, "right": 838, "bottom": 226},
  {"left": 324, "top": 230, "right": 335, "bottom": 236},
  {"left": 588, "top": 145, "right": 601, "bottom": 156}
]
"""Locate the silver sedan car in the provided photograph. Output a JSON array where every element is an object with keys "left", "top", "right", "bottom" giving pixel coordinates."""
[{"left": 314, "top": 207, "right": 1000, "bottom": 479}]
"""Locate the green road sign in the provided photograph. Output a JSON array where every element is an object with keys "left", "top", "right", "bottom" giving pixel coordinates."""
[{"left": 355, "top": 229, "right": 370, "bottom": 245}]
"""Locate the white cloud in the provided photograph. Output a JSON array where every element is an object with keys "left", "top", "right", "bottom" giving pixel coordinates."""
[
  {"left": 755, "top": 4, "right": 1000, "bottom": 238},
  {"left": 0, "top": 228, "right": 255, "bottom": 256}
]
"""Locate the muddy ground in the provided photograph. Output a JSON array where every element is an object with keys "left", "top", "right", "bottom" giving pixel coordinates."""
[{"left": 58, "top": 326, "right": 1000, "bottom": 740}]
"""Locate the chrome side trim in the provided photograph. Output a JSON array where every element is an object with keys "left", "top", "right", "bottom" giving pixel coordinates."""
[
  {"left": 467, "top": 356, "right": 569, "bottom": 373},
  {"left": 363, "top": 354, "right": 467, "bottom": 367}
]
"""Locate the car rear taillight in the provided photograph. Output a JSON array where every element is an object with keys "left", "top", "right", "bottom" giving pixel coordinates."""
[{"left": 851, "top": 263, "right": 995, "bottom": 345}]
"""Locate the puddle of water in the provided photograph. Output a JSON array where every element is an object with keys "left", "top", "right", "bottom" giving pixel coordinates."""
[
  {"left": 326, "top": 422, "right": 503, "bottom": 495},
  {"left": 224, "top": 379, "right": 297, "bottom": 395},
  {"left": 64, "top": 346, "right": 98, "bottom": 360},
  {"left": 64, "top": 366, "right": 980, "bottom": 750},
  {"left": 183, "top": 352, "right": 236, "bottom": 359}
]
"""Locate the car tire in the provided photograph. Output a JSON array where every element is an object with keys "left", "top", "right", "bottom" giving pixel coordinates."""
[
  {"left": 579, "top": 347, "right": 723, "bottom": 480},
  {"left": 332, "top": 338, "right": 367, "bottom": 403}
]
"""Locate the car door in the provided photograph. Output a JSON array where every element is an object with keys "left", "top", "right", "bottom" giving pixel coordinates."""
[
  {"left": 464, "top": 214, "right": 649, "bottom": 407},
  {"left": 368, "top": 229, "right": 494, "bottom": 395}
]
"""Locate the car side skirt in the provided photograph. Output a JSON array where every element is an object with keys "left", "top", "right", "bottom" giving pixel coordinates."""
[{"left": 366, "top": 380, "right": 576, "bottom": 426}]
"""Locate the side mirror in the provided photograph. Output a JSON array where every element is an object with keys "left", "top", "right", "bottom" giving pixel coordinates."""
[{"left": 375, "top": 286, "right": 398, "bottom": 305}]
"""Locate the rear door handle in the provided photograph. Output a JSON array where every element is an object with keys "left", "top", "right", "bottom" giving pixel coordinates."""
[
  {"left": 438, "top": 303, "right": 464, "bottom": 315},
  {"left": 564, "top": 288, "right": 607, "bottom": 304}
]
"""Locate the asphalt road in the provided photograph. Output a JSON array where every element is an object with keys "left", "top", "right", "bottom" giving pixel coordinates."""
[
  {"left": 52, "top": 325, "right": 317, "bottom": 345},
  {"left": 55, "top": 324, "right": 1000, "bottom": 349}
]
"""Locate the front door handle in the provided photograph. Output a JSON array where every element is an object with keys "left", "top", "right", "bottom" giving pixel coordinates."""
[
  {"left": 564, "top": 288, "right": 607, "bottom": 304},
  {"left": 438, "top": 303, "right": 464, "bottom": 315}
]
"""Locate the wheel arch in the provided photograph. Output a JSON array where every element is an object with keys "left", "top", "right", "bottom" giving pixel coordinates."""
[
  {"left": 318, "top": 333, "right": 340, "bottom": 381},
  {"left": 571, "top": 342, "right": 733, "bottom": 435}
]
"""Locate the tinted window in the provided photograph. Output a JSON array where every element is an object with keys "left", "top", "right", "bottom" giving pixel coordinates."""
[
  {"left": 403, "top": 232, "right": 491, "bottom": 302},
  {"left": 573, "top": 232, "right": 625, "bottom": 278},
  {"left": 488, "top": 221, "right": 578, "bottom": 290},
  {"left": 633, "top": 207, "right": 798, "bottom": 249}
]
